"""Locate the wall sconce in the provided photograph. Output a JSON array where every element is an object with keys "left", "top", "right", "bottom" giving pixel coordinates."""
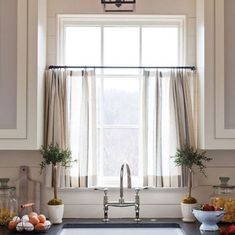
[{"left": 101, "top": 0, "right": 136, "bottom": 12}]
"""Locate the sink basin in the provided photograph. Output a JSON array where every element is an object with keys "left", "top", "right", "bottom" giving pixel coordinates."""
[{"left": 60, "top": 222, "right": 185, "bottom": 235}]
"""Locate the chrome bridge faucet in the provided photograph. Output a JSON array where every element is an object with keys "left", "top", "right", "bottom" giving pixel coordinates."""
[
  {"left": 101, "top": 162, "right": 141, "bottom": 222},
  {"left": 120, "top": 161, "right": 132, "bottom": 203}
]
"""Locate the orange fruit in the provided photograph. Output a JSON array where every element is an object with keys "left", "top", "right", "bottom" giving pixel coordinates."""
[
  {"left": 29, "top": 212, "right": 38, "bottom": 218},
  {"left": 38, "top": 214, "right": 46, "bottom": 223},
  {"left": 8, "top": 221, "right": 17, "bottom": 231},
  {"left": 35, "top": 222, "right": 45, "bottom": 231},
  {"left": 29, "top": 215, "right": 39, "bottom": 225}
]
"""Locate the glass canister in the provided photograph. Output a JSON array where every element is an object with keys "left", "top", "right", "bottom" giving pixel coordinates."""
[
  {"left": 0, "top": 178, "right": 18, "bottom": 225},
  {"left": 211, "top": 177, "right": 235, "bottom": 223}
]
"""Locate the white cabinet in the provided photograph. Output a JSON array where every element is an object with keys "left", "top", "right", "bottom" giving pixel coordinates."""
[
  {"left": 0, "top": 0, "right": 27, "bottom": 138},
  {"left": 0, "top": 0, "right": 47, "bottom": 150},
  {"left": 215, "top": 0, "right": 235, "bottom": 138},
  {"left": 197, "top": 0, "right": 235, "bottom": 149}
]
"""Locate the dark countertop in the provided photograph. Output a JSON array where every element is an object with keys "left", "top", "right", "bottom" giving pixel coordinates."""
[{"left": 0, "top": 218, "right": 220, "bottom": 235}]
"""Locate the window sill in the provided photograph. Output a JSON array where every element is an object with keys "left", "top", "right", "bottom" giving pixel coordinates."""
[{"left": 57, "top": 186, "right": 188, "bottom": 193}]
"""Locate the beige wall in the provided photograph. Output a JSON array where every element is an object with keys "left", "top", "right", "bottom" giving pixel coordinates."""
[{"left": 0, "top": 0, "right": 235, "bottom": 219}]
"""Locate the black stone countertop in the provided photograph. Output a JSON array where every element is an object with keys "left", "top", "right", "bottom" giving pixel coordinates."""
[{"left": 0, "top": 218, "right": 220, "bottom": 235}]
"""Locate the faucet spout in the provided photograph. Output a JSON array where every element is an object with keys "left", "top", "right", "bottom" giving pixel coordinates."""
[{"left": 120, "top": 162, "right": 132, "bottom": 203}]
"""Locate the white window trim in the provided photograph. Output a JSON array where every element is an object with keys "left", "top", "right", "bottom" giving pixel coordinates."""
[{"left": 57, "top": 14, "right": 186, "bottom": 65}]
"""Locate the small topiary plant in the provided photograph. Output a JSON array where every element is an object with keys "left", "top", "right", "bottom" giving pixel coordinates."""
[
  {"left": 48, "top": 198, "right": 63, "bottom": 206},
  {"left": 173, "top": 145, "right": 212, "bottom": 204},
  {"left": 40, "top": 144, "right": 72, "bottom": 205}
]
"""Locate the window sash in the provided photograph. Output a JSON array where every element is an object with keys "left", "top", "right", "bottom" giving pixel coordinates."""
[
  {"left": 59, "top": 15, "right": 186, "bottom": 187},
  {"left": 58, "top": 15, "right": 186, "bottom": 66}
]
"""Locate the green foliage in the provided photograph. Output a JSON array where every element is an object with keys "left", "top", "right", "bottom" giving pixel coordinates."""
[
  {"left": 182, "top": 196, "right": 197, "bottom": 204},
  {"left": 48, "top": 198, "right": 63, "bottom": 205},
  {"left": 174, "top": 145, "right": 212, "bottom": 175},
  {"left": 40, "top": 144, "right": 73, "bottom": 204},
  {"left": 39, "top": 143, "right": 72, "bottom": 172}
]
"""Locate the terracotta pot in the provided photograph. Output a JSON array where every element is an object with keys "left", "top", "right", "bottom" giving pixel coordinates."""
[
  {"left": 181, "top": 202, "right": 197, "bottom": 222},
  {"left": 47, "top": 204, "right": 64, "bottom": 224}
]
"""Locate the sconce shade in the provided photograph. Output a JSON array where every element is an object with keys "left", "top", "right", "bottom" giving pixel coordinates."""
[{"left": 101, "top": 0, "right": 136, "bottom": 12}]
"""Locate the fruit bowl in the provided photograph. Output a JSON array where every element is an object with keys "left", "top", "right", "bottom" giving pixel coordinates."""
[{"left": 192, "top": 209, "right": 224, "bottom": 231}]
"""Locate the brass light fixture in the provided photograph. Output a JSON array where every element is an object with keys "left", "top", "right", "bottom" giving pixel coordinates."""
[{"left": 101, "top": 0, "right": 136, "bottom": 12}]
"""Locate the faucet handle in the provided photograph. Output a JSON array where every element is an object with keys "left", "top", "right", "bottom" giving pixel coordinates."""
[
  {"left": 135, "top": 188, "right": 140, "bottom": 195},
  {"left": 135, "top": 186, "right": 148, "bottom": 193},
  {"left": 104, "top": 188, "right": 108, "bottom": 196},
  {"left": 94, "top": 187, "right": 108, "bottom": 195}
]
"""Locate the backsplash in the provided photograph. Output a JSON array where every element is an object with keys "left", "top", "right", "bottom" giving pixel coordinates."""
[{"left": 0, "top": 150, "right": 234, "bottom": 218}]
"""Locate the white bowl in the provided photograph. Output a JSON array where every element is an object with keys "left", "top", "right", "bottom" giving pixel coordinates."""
[{"left": 192, "top": 209, "right": 224, "bottom": 231}]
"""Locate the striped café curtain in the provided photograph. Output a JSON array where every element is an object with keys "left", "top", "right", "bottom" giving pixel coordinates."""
[
  {"left": 141, "top": 69, "right": 196, "bottom": 188},
  {"left": 44, "top": 69, "right": 97, "bottom": 188}
]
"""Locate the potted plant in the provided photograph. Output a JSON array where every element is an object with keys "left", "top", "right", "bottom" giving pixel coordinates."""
[
  {"left": 174, "top": 145, "right": 212, "bottom": 222},
  {"left": 40, "top": 144, "right": 72, "bottom": 224}
]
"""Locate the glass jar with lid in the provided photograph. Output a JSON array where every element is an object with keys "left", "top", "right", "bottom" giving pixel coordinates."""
[
  {"left": 211, "top": 177, "right": 235, "bottom": 223},
  {"left": 0, "top": 178, "right": 18, "bottom": 225}
]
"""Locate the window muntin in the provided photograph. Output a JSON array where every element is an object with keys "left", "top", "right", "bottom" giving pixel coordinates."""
[
  {"left": 96, "top": 75, "right": 140, "bottom": 186},
  {"left": 59, "top": 15, "right": 185, "bottom": 187}
]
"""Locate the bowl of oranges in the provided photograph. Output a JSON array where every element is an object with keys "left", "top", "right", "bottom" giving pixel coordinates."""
[{"left": 8, "top": 212, "right": 51, "bottom": 233}]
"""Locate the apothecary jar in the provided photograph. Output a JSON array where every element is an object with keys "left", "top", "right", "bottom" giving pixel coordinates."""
[
  {"left": 0, "top": 178, "right": 18, "bottom": 225},
  {"left": 211, "top": 177, "right": 235, "bottom": 223}
]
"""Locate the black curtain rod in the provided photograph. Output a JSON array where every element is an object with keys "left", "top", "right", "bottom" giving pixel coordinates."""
[{"left": 48, "top": 65, "right": 196, "bottom": 71}]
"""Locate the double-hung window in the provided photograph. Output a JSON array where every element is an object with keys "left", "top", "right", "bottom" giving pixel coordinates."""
[{"left": 58, "top": 15, "right": 186, "bottom": 187}]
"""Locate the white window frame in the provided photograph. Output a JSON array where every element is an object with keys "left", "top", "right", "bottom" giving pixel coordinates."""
[
  {"left": 57, "top": 15, "right": 186, "bottom": 187},
  {"left": 57, "top": 15, "right": 186, "bottom": 66}
]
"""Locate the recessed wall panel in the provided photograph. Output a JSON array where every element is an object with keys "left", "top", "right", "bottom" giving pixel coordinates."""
[
  {"left": 0, "top": 0, "right": 17, "bottom": 129},
  {"left": 224, "top": 0, "right": 235, "bottom": 129}
]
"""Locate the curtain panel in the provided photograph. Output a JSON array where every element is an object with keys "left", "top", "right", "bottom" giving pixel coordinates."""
[
  {"left": 44, "top": 69, "right": 97, "bottom": 188},
  {"left": 44, "top": 69, "right": 72, "bottom": 188},
  {"left": 44, "top": 68, "right": 196, "bottom": 189},
  {"left": 141, "top": 69, "right": 196, "bottom": 188}
]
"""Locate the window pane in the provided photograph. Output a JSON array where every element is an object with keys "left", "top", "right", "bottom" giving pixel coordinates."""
[
  {"left": 103, "top": 27, "right": 140, "bottom": 68},
  {"left": 70, "top": 76, "right": 83, "bottom": 177},
  {"left": 101, "top": 128, "right": 139, "bottom": 177},
  {"left": 100, "top": 77, "right": 139, "bottom": 125},
  {"left": 142, "top": 27, "right": 179, "bottom": 66},
  {"left": 65, "top": 27, "right": 101, "bottom": 65}
]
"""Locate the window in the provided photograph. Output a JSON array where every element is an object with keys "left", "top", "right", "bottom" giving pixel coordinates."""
[{"left": 59, "top": 15, "right": 186, "bottom": 187}]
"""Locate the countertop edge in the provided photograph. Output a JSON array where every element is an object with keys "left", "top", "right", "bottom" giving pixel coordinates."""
[{"left": 0, "top": 218, "right": 220, "bottom": 235}]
